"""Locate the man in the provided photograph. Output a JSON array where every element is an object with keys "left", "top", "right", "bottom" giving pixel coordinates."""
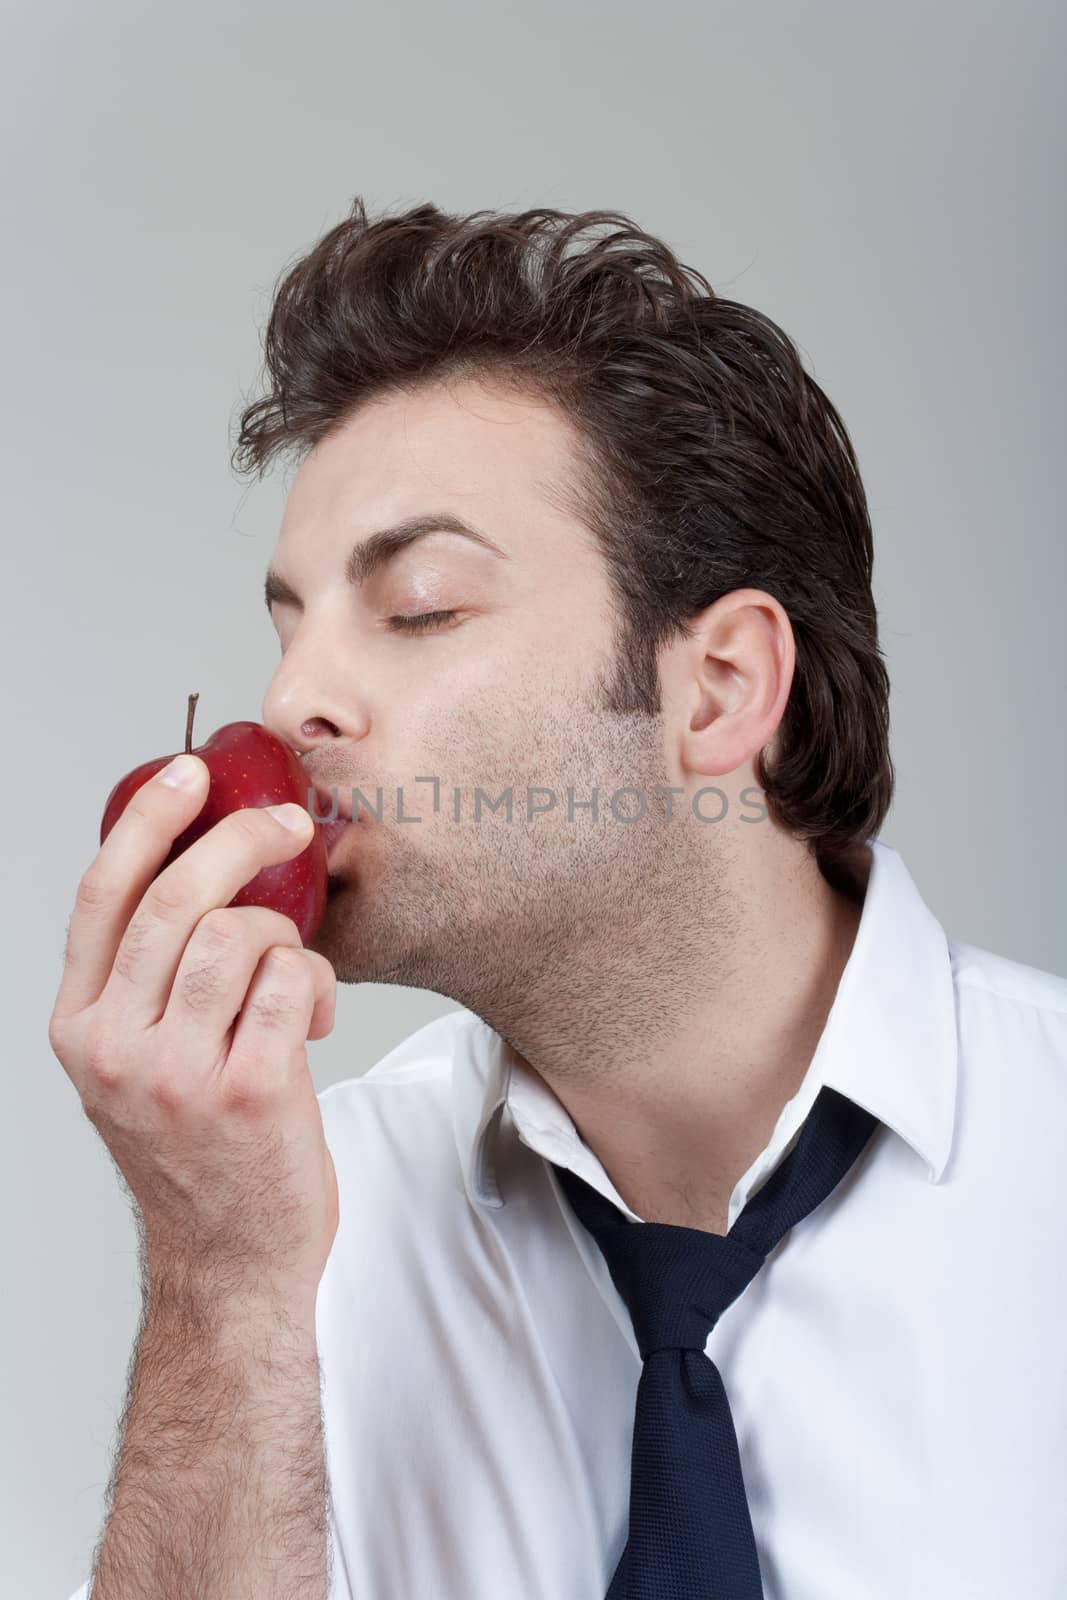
[{"left": 56, "top": 200, "right": 1066, "bottom": 1599}]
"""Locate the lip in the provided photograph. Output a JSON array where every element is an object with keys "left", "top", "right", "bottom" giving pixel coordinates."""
[{"left": 319, "top": 818, "right": 353, "bottom": 859}]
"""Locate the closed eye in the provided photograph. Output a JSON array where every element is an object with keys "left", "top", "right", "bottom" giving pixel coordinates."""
[{"left": 385, "top": 609, "right": 461, "bottom": 635}]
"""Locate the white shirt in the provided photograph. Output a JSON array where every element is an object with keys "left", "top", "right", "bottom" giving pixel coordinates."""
[{"left": 66, "top": 838, "right": 1067, "bottom": 1600}]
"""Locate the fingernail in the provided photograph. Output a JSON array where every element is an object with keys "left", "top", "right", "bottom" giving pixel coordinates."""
[
  {"left": 265, "top": 801, "right": 312, "bottom": 833},
  {"left": 159, "top": 754, "right": 202, "bottom": 788}
]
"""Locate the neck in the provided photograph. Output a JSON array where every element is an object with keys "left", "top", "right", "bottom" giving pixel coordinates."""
[{"left": 495, "top": 836, "right": 869, "bottom": 1235}]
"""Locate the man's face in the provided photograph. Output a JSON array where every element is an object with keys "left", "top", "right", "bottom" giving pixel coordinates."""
[{"left": 261, "top": 375, "right": 699, "bottom": 1012}]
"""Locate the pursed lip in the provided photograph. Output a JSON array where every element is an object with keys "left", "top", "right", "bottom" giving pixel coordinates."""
[{"left": 320, "top": 817, "right": 353, "bottom": 859}]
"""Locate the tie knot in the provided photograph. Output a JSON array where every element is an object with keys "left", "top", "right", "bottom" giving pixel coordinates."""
[
  {"left": 556, "top": 1161, "right": 768, "bottom": 1359},
  {"left": 605, "top": 1222, "right": 765, "bottom": 1358},
  {"left": 556, "top": 1088, "right": 882, "bottom": 1360}
]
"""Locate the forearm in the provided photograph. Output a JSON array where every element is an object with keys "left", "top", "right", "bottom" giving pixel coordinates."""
[{"left": 90, "top": 1290, "right": 328, "bottom": 1600}]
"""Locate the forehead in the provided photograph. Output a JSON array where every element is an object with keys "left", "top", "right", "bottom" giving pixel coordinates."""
[{"left": 276, "top": 375, "right": 602, "bottom": 570}]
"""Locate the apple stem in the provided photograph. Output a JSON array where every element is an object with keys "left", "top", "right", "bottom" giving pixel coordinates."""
[{"left": 185, "top": 692, "right": 199, "bottom": 753}]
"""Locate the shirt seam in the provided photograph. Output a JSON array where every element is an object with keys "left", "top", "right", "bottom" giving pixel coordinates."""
[{"left": 953, "top": 970, "right": 1067, "bottom": 1018}]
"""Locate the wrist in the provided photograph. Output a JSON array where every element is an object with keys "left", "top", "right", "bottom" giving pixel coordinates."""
[{"left": 144, "top": 1267, "right": 319, "bottom": 1348}]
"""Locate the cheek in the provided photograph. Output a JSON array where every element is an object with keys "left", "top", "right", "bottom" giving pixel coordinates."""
[{"left": 386, "top": 631, "right": 586, "bottom": 798}]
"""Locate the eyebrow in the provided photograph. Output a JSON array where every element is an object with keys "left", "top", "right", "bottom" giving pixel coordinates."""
[{"left": 264, "top": 512, "right": 510, "bottom": 613}]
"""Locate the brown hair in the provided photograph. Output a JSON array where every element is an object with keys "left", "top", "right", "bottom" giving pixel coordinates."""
[{"left": 233, "top": 197, "right": 894, "bottom": 873}]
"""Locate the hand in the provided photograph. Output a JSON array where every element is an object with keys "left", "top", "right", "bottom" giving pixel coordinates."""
[{"left": 49, "top": 753, "right": 340, "bottom": 1316}]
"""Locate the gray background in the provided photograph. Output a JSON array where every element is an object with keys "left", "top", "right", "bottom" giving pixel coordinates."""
[{"left": 3, "top": 1, "right": 1063, "bottom": 1595}]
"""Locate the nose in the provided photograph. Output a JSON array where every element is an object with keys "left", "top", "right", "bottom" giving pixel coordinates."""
[{"left": 260, "top": 622, "right": 371, "bottom": 756}]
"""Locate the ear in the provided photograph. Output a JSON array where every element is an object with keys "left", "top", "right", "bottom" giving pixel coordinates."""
[{"left": 663, "top": 588, "right": 795, "bottom": 780}]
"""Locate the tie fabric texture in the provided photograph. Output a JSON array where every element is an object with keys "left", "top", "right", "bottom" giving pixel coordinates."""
[{"left": 554, "top": 1083, "right": 880, "bottom": 1600}]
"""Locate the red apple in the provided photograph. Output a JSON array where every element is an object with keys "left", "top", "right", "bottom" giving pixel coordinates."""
[{"left": 100, "top": 693, "right": 328, "bottom": 944}]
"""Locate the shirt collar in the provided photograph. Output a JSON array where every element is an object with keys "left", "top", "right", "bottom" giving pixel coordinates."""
[{"left": 453, "top": 838, "right": 959, "bottom": 1213}]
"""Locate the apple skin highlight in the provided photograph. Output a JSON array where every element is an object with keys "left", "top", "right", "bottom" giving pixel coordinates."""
[{"left": 99, "top": 693, "right": 329, "bottom": 945}]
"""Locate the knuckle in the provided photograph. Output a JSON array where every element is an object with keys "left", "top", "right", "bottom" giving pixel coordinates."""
[
  {"left": 175, "top": 908, "right": 249, "bottom": 1013},
  {"left": 219, "top": 1069, "right": 271, "bottom": 1117},
  {"left": 83, "top": 1018, "right": 123, "bottom": 1092},
  {"left": 147, "top": 1068, "right": 187, "bottom": 1113},
  {"left": 228, "top": 808, "right": 270, "bottom": 850},
  {"left": 74, "top": 866, "right": 111, "bottom": 917},
  {"left": 111, "top": 910, "right": 155, "bottom": 983},
  {"left": 245, "top": 951, "right": 312, "bottom": 1030},
  {"left": 47, "top": 1010, "right": 68, "bottom": 1056},
  {"left": 195, "top": 906, "right": 249, "bottom": 954},
  {"left": 247, "top": 987, "right": 303, "bottom": 1032},
  {"left": 123, "top": 784, "right": 160, "bottom": 825},
  {"left": 176, "top": 958, "right": 228, "bottom": 1015},
  {"left": 266, "top": 944, "right": 307, "bottom": 976},
  {"left": 266, "top": 946, "right": 314, "bottom": 993},
  {"left": 144, "top": 873, "right": 190, "bottom": 921}
]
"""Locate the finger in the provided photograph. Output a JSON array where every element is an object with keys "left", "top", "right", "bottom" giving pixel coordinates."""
[
  {"left": 221, "top": 945, "right": 328, "bottom": 1099},
  {"left": 154, "top": 905, "right": 313, "bottom": 1072},
  {"left": 303, "top": 951, "right": 337, "bottom": 1042},
  {"left": 53, "top": 754, "right": 211, "bottom": 1024},
  {"left": 99, "top": 801, "right": 317, "bottom": 1032}
]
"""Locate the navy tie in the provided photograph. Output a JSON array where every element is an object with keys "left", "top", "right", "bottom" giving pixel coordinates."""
[{"left": 554, "top": 1084, "right": 880, "bottom": 1599}]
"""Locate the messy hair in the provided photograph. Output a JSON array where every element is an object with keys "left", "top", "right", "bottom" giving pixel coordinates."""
[{"left": 233, "top": 197, "right": 894, "bottom": 873}]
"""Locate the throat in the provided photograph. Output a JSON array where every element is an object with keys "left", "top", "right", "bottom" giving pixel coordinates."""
[{"left": 611, "top": 1172, "right": 735, "bottom": 1235}]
